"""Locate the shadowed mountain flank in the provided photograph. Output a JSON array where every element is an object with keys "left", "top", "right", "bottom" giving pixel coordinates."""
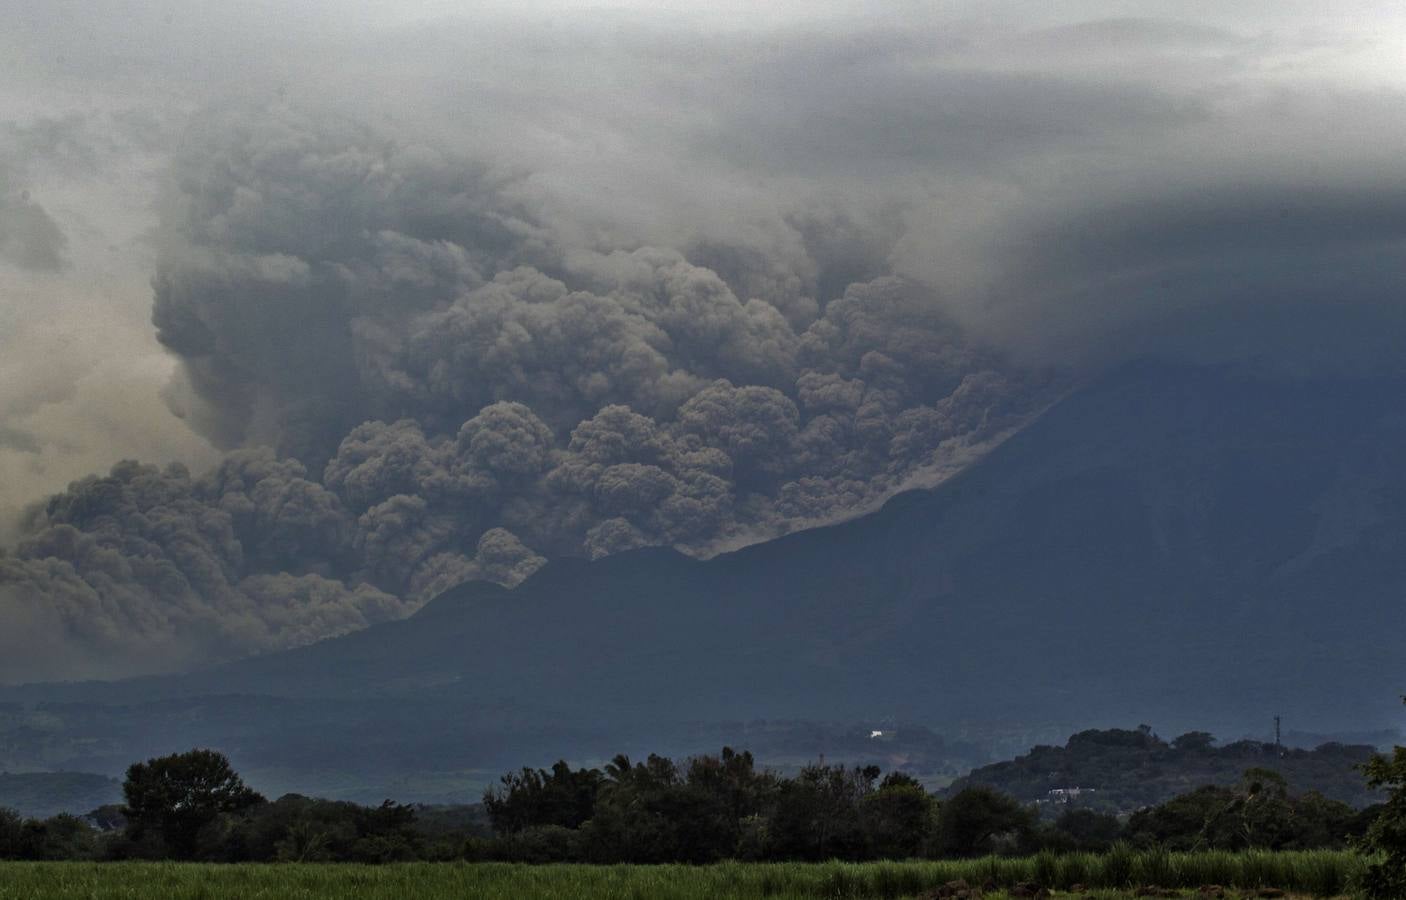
[{"left": 12, "top": 363, "right": 1404, "bottom": 746}]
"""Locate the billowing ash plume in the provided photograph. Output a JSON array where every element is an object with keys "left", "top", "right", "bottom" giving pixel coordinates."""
[
  {"left": 1, "top": 106, "right": 1054, "bottom": 678},
  {"left": 0, "top": 455, "right": 408, "bottom": 681}
]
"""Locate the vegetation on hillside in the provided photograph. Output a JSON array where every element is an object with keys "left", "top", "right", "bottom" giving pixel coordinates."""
[{"left": 949, "top": 727, "right": 1380, "bottom": 812}]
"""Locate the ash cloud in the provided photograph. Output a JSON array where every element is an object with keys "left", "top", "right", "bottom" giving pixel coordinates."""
[
  {"left": 148, "top": 105, "right": 1048, "bottom": 566},
  {"left": 151, "top": 106, "right": 553, "bottom": 460},
  {"left": 0, "top": 120, "right": 79, "bottom": 271},
  {"left": 0, "top": 456, "right": 408, "bottom": 683},
  {"left": 0, "top": 188, "right": 66, "bottom": 272},
  {"left": 3, "top": 103, "right": 1048, "bottom": 676},
  {"left": 6, "top": 2, "right": 1406, "bottom": 678}
]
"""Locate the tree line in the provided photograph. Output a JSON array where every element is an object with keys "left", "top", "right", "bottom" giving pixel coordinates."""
[
  {"left": 471, "top": 749, "right": 1377, "bottom": 863},
  {"left": 0, "top": 750, "right": 440, "bottom": 863},
  {"left": 0, "top": 745, "right": 1386, "bottom": 864}
]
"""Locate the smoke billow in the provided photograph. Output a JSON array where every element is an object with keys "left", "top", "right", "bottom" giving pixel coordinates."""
[
  {"left": 0, "top": 105, "right": 1051, "bottom": 677},
  {"left": 0, "top": 456, "right": 406, "bottom": 682}
]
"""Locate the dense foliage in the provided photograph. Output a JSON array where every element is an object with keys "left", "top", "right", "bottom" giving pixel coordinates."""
[
  {"left": 470, "top": 747, "right": 1374, "bottom": 864},
  {"left": 0, "top": 743, "right": 1382, "bottom": 865},
  {"left": 121, "top": 750, "right": 265, "bottom": 859},
  {"left": 949, "top": 726, "right": 1381, "bottom": 811},
  {"left": 1121, "top": 769, "right": 1372, "bottom": 852},
  {"left": 1358, "top": 734, "right": 1406, "bottom": 897}
]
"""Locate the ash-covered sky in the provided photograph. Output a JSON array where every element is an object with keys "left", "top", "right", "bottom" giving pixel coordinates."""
[{"left": 3, "top": 0, "right": 1406, "bottom": 681}]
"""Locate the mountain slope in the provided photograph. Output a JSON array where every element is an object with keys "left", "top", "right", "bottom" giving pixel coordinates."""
[
  {"left": 56, "top": 364, "right": 1406, "bottom": 722},
  {"left": 7, "top": 362, "right": 1406, "bottom": 786}
]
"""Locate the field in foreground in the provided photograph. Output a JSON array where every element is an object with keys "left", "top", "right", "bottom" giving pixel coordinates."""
[{"left": 0, "top": 852, "right": 1367, "bottom": 899}]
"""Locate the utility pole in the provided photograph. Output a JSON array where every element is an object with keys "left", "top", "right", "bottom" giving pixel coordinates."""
[{"left": 1274, "top": 716, "right": 1283, "bottom": 756}]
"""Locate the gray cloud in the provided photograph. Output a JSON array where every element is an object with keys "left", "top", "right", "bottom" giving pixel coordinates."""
[
  {"left": 0, "top": 456, "right": 408, "bottom": 680},
  {"left": 0, "top": 426, "right": 41, "bottom": 454},
  {"left": 0, "top": 100, "right": 1048, "bottom": 679},
  {"left": 0, "top": 189, "right": 67, "bottom": 271},
  {"left": 0, "top": 121, "right": 85, "bottom": 271},
  {"left": 149, "top": 105, "right": 551, "bottom": 461}
]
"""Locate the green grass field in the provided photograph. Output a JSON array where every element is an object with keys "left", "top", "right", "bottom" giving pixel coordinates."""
[{"left": 0, "top": 853, "right": 1367, "bottom": 899}]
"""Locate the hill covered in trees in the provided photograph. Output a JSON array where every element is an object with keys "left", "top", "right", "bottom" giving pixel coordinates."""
[{"left": 948, "top": 728, "right": 1380, "bottom": 813}]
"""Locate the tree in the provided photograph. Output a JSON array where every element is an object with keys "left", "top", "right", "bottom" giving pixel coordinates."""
[
  {"left": 682, "top": 747, "right": 780, "bottom": 859},
  {"left": 122, "top": 749, "right": 265, "bottom": 859},
  {"left": 770, "top": 763, "right": 880, "bottom": 861},
  {"left": 1359, "top": 744, "right": 1406, "bottom": 898},
  {"left": 1231, "top": 767, "right": 1294, "bottom": 849},
  {"left": 483, "top": 760, "right": 603, "bottom": 834},
  {"left": 199, "top": 793, "right": 423, "bottom": 863},
  {"left": 1171, "top": 731, "right": 1217, "bottom": 753},
  {"left": 859, "top": 772, "right": 935, "bottom": 859},
  {"left": 346, "top": 799, "right": 422, "bottom": 862},
  {"left": 685, "top": 747, "right": 776, "bottom": 828},
  {"left": 1125, "top": 785, "right": 1235, "bottom": 851},
  {"left": 1125, "top": 769, "right": 1355, "bottom": 853},
  {"left": 1288, "top": 791, "right": 1359, "bottom": 850},
  {"left": 0, "top": 808, "right": 22, "bottom": 859},
  {"left": 1047, "top": 807, "right": 1123, "bottom": 852},
  {"left": 580, "top": 754, "right": 688, "bottom": 862},
  {"left": 932, "top": 787, "right": 1037, "bottom": 857}
]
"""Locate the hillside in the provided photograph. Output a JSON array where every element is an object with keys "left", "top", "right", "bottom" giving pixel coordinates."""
[
  {"left": 3, "top": 362, "right": 1406, "bottom": 795},
  {"left": 0, "top": 772, "right": 120, "bottom": 819},
  {"left": 947, "top": 727, "right": 1381, "bottom": 813},
  {"left": 155, "top": 361, "right": 1406, "bottom": 725}
]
